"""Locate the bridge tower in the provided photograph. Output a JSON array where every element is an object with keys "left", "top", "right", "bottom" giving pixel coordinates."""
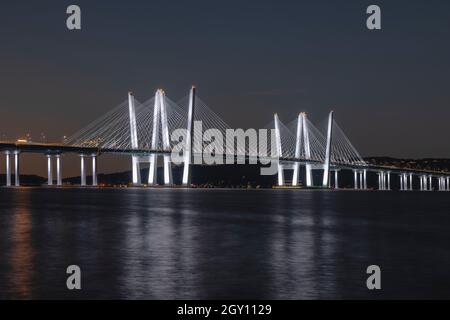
[
  {"left": 182, "top": 86, "right": 196, "bottom": 186},
  {"left": 148, "top": 89, "right": 173, "bottom": 186},
  {"left": 322, "top": 111, "right": 334, "bottom": 188},
  {"left": 292, "top": 114, "right": 302, "bottom": 187},
  {"left": 274, "top": 113, "right": 285, "bottom": 186},
  {"left": 292, "top": 113, "right": 313, "bottom": 187},
  {"left": 128, "top": 92, "right": 141, "bottom": 185}
]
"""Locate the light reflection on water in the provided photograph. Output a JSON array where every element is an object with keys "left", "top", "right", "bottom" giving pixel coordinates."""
[
  {"left": 11, "top": 204, "right": 34, "bottom": 299},
  {"left": 0, "top": 188, "right": 450, "bottom": 299}
]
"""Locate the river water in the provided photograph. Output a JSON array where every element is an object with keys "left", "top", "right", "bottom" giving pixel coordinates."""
[{"left": 0, "top": 188, "right": 449, "bottom": 299}]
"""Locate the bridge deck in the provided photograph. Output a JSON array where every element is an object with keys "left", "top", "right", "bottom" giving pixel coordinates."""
[{"left": 1, "top": 142, "right": 449, "bottom": 177}]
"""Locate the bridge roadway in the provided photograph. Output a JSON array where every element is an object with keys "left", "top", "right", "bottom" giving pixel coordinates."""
[{"left": 1, "top": 141, "right": 449, "bottom": 178}]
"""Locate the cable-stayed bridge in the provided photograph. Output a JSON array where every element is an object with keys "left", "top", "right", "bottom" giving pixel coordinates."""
[{"left": 1, "top": 87, "right": 449, "bottom": 191}]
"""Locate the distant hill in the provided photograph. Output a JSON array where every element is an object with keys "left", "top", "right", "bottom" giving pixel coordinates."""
[
  {"left": 364, "top": 157, "right": 450, "bottom": 173},
  {"left": 0, "top": 174, "right": 46, "bottom": 186}
]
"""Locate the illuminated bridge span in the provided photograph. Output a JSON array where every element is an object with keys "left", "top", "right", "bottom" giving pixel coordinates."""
[{"left": 1, "top": 87, "right": 449, "bottom": 191}]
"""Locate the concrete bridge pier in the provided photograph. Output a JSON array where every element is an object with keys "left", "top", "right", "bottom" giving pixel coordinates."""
[
  {"left": 422, "top": 175, "right": 428, "bottom": 191},
  {"left": 80, "top": 154, "right": 86, "bottom": 186},
  {"left": 47, "top": 154, "right": 53, "bottom": 186},
  {"left": 377, "top": 171, "right": 390, "bottom": 190},
  {"left": 399, "top": 174, "right": 405, "bottom": 191},
  {"left": 80, "top": 154, "right": 98, "bottom": 187},
  {"left": 378, "top": 171, "right": 386, "bottom": 190},
  {"left": 56, "top": 154, "right": 62, "bottom": 186},
  {"left": 277, "top": 163, "right": 285, "bottom": 187},
  {"left": 438, "top": 176, "right": 449, "bottom": 191},
  {"left": 353, "top": 170, "right": 366, "bottom": 190},
  {"left": 92, "top": 154, "right": 98, "bottom": 187},
  {"left": 386, "top": 171, "right": 391, "bottom": 190},
  {"left": 363, "top": 170, "right": 368, "bottom": 190},
  {"left": 359, "top": 171, "right": 363, "bottom": 190},
  {"left": 14, "top": 151, "right": 20, "bottom": 187},
  {"left": 333, "top": 170, "right": 339, "bottom": 189},
  {"left": 5, "top": 151, "right": 11, "bottom": 187}
]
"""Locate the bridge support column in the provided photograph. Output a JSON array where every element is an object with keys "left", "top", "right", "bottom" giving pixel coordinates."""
[
  {"left": 378, "top": 172, "right": 384, "bottom": 190},
  {"left": 163, "top": 154, "right": 172, "bottom": 186},
  {"left": 274, "top": 113, "right": 285, "bottom": 187},
  {"left": 301, "top": 113, "right": 313, "bottom": 187},
  {"left": 377, "top": 173, "right": 380, "bottom": 190},
  {"left": 399, "top": 174, "right": 404, "bottom": 191},
  {"left": 359, "top": 171, "right": 363, "bottom": 190},
  {"left": 447, "top": 177, "right": 450, "bottom": 191},
  {"left": 409, "top": 174, "right": 413, "bottom": 191},
  {"left": 322, "top": 111, "right": 334, "bottom": 188},
  {"left": 292, "top": 163, "right": 300, "bottom": 187},
  {"left": 148, "top": 90, "right": 173, "bottom": 186},
  {"left": 420, "top": 176, "right": 424, "bottom": 191},
  {"left": 277, "top": 164, "right": 285, "bottom": 187},
  {"left": 92, "top": 155, "right": 98, "bottom": 187},
  {"left": 56, "top": 155, "right": 62, "bottom": 186},
  {"left": 131, "top": 156, "right": 141, "bottom": 185},
  {"left": 183, "top": 87, "right": 196, "bottom": 187},
  {"left": 128, "top": 92, "right": 141, "bottom": 185},
  {"left": 363, "top": 169, "right": 368, "bottom": 190},
  {"left": 354, "top": 170, "right": 358, "bottom": 190},
  {"left": 14, "top": 151, "right": 20, "bottom": 187},
  {"left": 292, "top": 113, "right": 302, "bottom": 187},
  {"left": 334, "top": 170, "right": 339, "bottom": 189},
  {"left": 47, "top": 155, "right": 53, "bottom": 186},
  {"left": 386, "top": 172, "right": 391, "bottom": 190},
  {"left": 148, "top": 154, "right": 157, "bottom": 185},
  {"left": 429, "top": 176, "right": 433, "bottom": 191},
  {"left": 305, "top": 165, "right": 313, "bottom": 187},
  {"left": 80, "top": 154, "right": 86, "bottom": 186},
  {"left": 5, "top": 151, "right": 11, "bottom": 187}
]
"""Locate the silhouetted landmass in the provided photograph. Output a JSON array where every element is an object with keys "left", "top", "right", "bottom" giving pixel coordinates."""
[
  {"left": 0, "top": 174, "right": 46, "bottom": 186},
  {"left": 364, "top": 157, "right": 450, "bottom": 172}
]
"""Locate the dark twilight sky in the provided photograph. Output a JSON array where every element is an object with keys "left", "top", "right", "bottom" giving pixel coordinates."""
[{"left": 1, "top": 0, "right": 450, "bottom": 176}]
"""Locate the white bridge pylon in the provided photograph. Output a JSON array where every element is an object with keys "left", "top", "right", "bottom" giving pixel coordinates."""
[
  {"left": 148, "top": 89, "right": 172, "bottom": 185},
  {"left": 275, "top": 110, "right": 367, "bottom": 188},
  {"left": 127, "top": 87, "right": 197, "bottom": 186},
  {"left": 292, "top": 113, "right": 314, "bottom": 187}
]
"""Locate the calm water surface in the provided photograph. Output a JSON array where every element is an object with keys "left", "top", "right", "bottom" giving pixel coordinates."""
[{"left": 0, "top": 188, "right": 449, "bottom": 299}]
